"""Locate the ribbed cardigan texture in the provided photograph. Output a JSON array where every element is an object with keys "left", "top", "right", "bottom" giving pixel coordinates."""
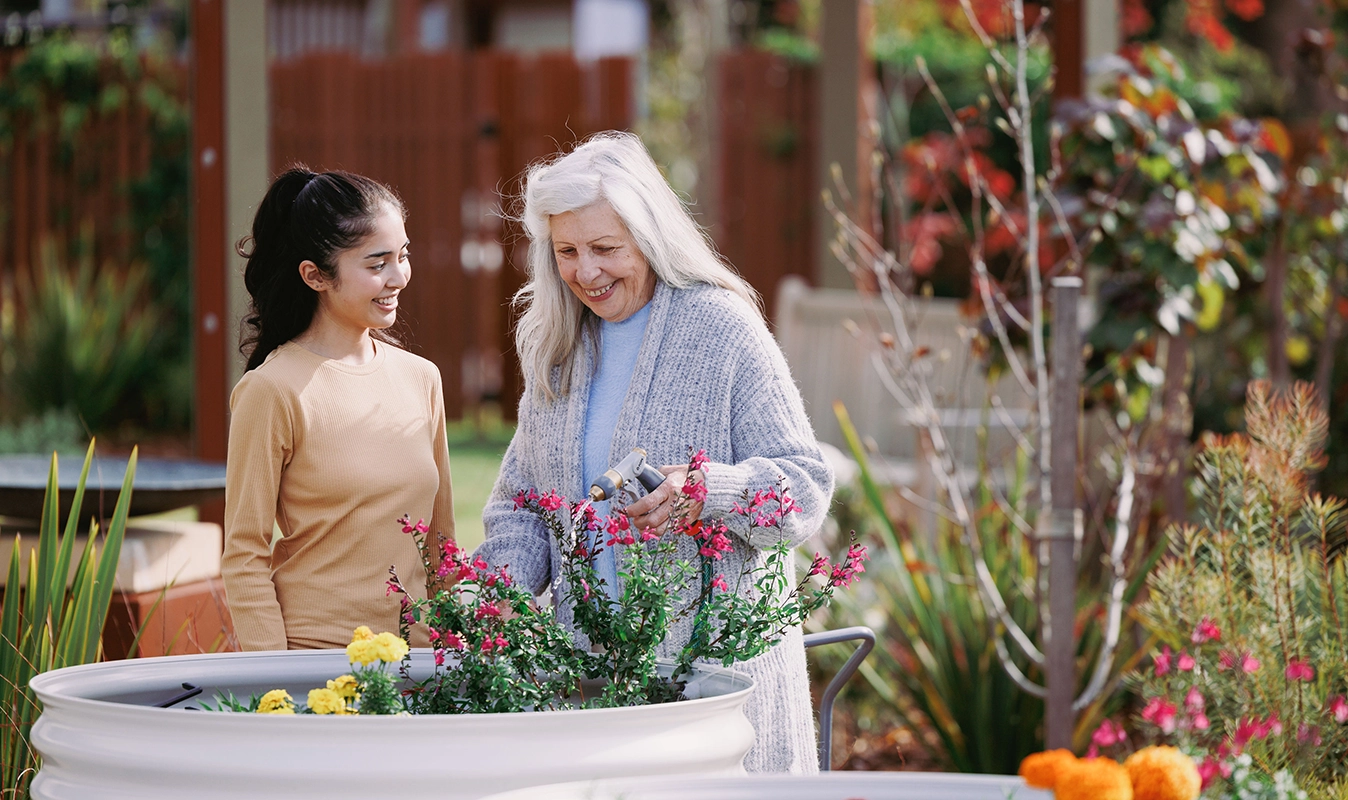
[
  {"left": 477, "top": 281, "right": 834, "bottom": 774},
  {"left": 223, "top": 341, "right": 455, "bottom": 651}
]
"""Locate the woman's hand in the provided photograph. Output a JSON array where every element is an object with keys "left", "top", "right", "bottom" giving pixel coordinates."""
[{"left": 621, "top": 465, "right": 705, "bottom": 533}]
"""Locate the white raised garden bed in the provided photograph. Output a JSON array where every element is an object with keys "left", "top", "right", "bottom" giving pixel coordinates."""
[{"left": 29, "top": 649, "right": 754, "bottom": 800}]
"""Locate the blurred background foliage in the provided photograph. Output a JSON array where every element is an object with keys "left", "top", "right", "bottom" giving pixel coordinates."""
[
  {"left": 0, "top": 29, "right": 191, "bottom": 441},
  {"left": 734, "top": 0, "right": 1348, "bottom": 773}
]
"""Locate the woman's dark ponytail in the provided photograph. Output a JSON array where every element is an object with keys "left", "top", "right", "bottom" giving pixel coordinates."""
[{"left": 238, "top": 166, "right": 405, "bottom": 372}]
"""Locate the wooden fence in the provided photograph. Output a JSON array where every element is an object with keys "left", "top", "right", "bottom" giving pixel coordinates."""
[
  {"left": 2, "top": 45, "right": 815, "bottom": 418},
  {"left": 0, "top": 49, "right": 186, "bottom": 285},
  {"left": 717, "top": 50, "right": 818, "bottom": 324},
  {"left": 270, "top": 51, "right": 634, "bottom": 418}
]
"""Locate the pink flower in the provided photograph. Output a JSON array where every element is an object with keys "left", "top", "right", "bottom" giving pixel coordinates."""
[
  {"left": 711, "top": 574, "right": 729, "bottom": 592},
  {"left": 494, "top": 635, "right": 508, "bottom": 650},
  {"left": 1191, "top": 712, "right": 1210, "bottom": 730},
  {"left": 1285, "top": 658, "right": 1314, "bottom": 682},
  {"left": 1327, "top": 695, "right": 1348, "bottom": 724},
  {"left": 640, "top": 526, "right": 661, "bottom": 542},
  {"left": 1184, "top": 687, "right": 1206, "bottom": 714},
  {"left": 698, "top": 532, "right": 734, "bottom": 559},
  {"left": 1234, "top": 715, "right": 1281, "bottom": 748},
  {"left": 442, "top": 632, "right": 463, "bottom": 650},
  {"left": 688, "top": 449, "right": 709, "bottom": 473},
  {"left": 480, "top": 638, "right": 495, "bottom": 653},
  {"left": 581, "top": 578, "right": 591, "bottom": 602},
  {"left": 1154, "top": 645, "right": 1174, "bottom": 676},
  {"left": 1197, "top": 758, "right": 1223, "bottom": 789},
  {"left": 1219, "top": 650, "right": 1236, "bottom": 670},
  {"left": 1241, "top": 652, "right": 1261, "bottom": 674},
  {"left": 1191, "top": 617, "right": 1221, "bottom": 644},
  {"left": 1141, "top": 696, "right": 1179, "bottom": 733},
  {"left": 1177, "top": 651, "right": 1196, "bottom": 671},
  {"left": 434, "top": 649, "right": 446, "bottom": 666},
  {"left": 1297, "top": 723, "right": 1322, "bottom": 745},
  {"left": 1091, "top": 719, "right": 1127, "bottom": 749},
  {"left": 474, "top": 603, "right": 501, "bottom": 620},
  {"left": 808, "top": 553, "right": 830, "bottom": 577},
  {"left": 845, "top": 542, "right": 869, "bottom": 572},
  {"left": 538, "top": 490, "right": 564, "bottom": 512},
  {"left": 682, "top": 480, "right": 708, "bottom": 503},
  {"left": 513, "top": 492, "right": 528, "bottom": 509}
]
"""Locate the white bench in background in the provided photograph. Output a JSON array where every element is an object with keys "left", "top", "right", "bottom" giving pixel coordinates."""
[{"left": 774, "top": 276, "right": 1030, "bottom": 495}]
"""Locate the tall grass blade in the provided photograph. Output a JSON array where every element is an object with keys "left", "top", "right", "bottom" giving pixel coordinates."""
[
  {"left": 2, "top": 447, "right": 134, "bottom": 799},
  {"left": 49, "top": 442, "right": 96, "bottom": 637},
  {"left": 83, "top": 447, "right": 136, "bottom": 663}
]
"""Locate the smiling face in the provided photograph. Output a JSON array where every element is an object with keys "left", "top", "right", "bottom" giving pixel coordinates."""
[
  {"left": 550, "top": 201, "right": 656, "bottom": 323},
  {"left": 309, "top": 206, "right": 410, "bottom": 335}
]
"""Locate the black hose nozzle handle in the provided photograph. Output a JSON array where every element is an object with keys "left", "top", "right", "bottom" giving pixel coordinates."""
[{"left": 589, "top": 447, "right": 667, "bottom": 502}]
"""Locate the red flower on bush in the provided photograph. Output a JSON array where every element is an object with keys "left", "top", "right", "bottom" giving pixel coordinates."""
[
  {"left": 1284, "top": 658, "right": 1315, "bottom": 682},
  {"left": 1191, "top": 617, "right": 1221, "bottom": 644},
  {"left": 1141, "top": 696, "right": 1179, "bottom": 733},
  {"left": 1327, "top": 695, "right": 1348, "bottom": 724}
]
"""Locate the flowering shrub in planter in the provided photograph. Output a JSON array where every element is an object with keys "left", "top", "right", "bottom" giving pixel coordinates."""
[
  {"left": 218, "top": 451, "right": 867, "bottom": 716},
  {"left": 1084, "top": 382, "right": 1348, "bottom": 799}
]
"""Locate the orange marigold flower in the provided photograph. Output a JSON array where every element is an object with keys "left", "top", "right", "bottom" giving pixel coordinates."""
[
  {"left": 1125, "top": 745, "right": 1201, "bottom": 800},
  {"left": 1019, "top": 749, "right": 1077, "bottom": 790},
  {"left": 1056, "top": 756, "right": 1134, "bottom": 800}
]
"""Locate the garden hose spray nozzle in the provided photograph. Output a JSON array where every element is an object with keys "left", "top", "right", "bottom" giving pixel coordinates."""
[{"left": 588, "top": 447, "right": 666, "bottom": 502}]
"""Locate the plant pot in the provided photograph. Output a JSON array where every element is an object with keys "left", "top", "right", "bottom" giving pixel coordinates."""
[
  {"left": 480, "top": 772, "right": 1054, "bottom": 799},
  {"left": 28, "top": 649, "right": 754, "bottom": 800}
]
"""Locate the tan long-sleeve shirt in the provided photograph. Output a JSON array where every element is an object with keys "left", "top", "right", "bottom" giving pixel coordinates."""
[{"left": 223, "top": 340, "right": 454, "bottom": 651}]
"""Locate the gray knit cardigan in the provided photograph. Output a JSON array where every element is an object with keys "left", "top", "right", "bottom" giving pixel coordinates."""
[{"left": 477, "top": 280, "right": 835, "bottom": 774}]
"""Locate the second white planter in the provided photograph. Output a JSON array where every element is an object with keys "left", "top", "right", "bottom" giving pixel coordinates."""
[{"left": 29, "top": 649, "right": 755, "bottom": 800}]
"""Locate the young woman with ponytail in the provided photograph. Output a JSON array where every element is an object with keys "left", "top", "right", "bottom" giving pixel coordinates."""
[{"left": 222, "top": 168, "right": 455, "bottom": 651}]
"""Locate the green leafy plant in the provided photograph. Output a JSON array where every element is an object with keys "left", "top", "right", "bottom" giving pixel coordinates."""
[
  {"left": 1, "top": 443, "right": 138, "bottom": 798},
  {"left": 8, "top": 234, "right": 163, "bottom": 432},
  {"left": 0, "top": 410, "right": 86, "bottom": 456},
  {"left": 815, "top": 403, "right": 1164, "bottom": 773},
  {"left": 391, "top": 450, "right": 863, "bottom": 713},
  {"left": 1100, "top": 381, "right": 1348, "bottom": 799},
  {"left": 201, "top": 628, "right": 407, "bottom": 717},
  {"left": 0, "top": 31, "right": 192, "bottom": 432},
  {"left": 211, "top": 451, "right": 865, "bottom": 718}
]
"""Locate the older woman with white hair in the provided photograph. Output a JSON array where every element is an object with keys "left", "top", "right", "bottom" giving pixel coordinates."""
[{"left": 476, "top": 131, "right": 833, "bottom": 773}]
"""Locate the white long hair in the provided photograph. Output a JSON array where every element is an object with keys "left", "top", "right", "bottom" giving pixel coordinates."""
[{"left": 513, "top": 131, "right": 760, "bottom": 401}]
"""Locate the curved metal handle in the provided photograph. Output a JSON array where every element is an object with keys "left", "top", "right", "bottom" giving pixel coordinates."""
[{"left": 803, "top": 625, "right": 875, "bottom": 772}]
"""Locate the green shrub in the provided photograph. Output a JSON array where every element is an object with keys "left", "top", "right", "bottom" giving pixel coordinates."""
[
  {"left": 1127, "top": 381, "right": 1348, "bottom": 797},
  {"left": 0, "top": 410, "right": 86, "bottom": 456},
  {"left": 1, "top": 443, "right": 137, "bottom": 798},
  {"left": 7, "top": 234, "right": 164, "bottom": 433},
  {"left": 815, "top": 404, "right": 1161, "bottom": 773}
]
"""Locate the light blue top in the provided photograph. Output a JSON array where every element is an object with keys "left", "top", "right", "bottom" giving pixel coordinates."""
[{"left": 581, "top": 301, "right": 652, "bottom": 598}]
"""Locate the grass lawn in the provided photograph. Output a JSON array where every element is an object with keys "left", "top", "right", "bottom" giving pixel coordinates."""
[{"left": 446, "top": 407, "right": 514, "bottom": 553}]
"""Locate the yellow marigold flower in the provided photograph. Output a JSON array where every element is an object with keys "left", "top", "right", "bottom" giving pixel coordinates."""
[
  {"left": 1125, "top": 745, "right": 1201, "bottom": 800},
  {"left": 347, "top": 638, "right": 379, "bottom": 666},
  {"left": 1056, "top": 756, "right": 1133, "bottom": 800},
  {"left": 327, "top": 674, "right": 360, "bottom": 701},
  {"left": 351, "top": 626, "right": 375, "bottom": 643},
  {"left": 256, "top": 689, "right": 295, "bottom": 715},
  {"left": 1019, "top": 748, "right": 1077, "bottom": 789},
  {"left": 306, "top": 687, "right": 347, "bottom": 716},
  {"left": 372, "top": 631, "right": 410, "bottom": 663}
]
